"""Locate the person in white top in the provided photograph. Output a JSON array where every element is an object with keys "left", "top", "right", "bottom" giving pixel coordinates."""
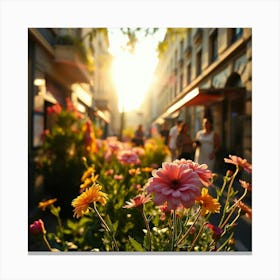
[
  {"left": 194, "top": 117, "right": 219, "bottom": 171},
  {"left": 168, "top": 119, "right": 182, "bottom": 161}
]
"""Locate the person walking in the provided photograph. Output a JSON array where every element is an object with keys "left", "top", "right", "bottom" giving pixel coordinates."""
[
  {"left": 194, "top": 117, "right": 219, "bottom": 171},
  {"left": 159, "top": 123, "right": 169, "bottom": 146},
  {"left": 133, "top": 124, "right": 145, "bottom": 146},
  {"left": 176, "top": 122, "right": 194, "bottom": 160},
  {"left": 168, "top": 119, "right": 182, "bottom": 161}
]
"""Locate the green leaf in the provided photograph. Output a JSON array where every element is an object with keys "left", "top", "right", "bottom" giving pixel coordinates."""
[{"left": 128, "top": 236, "right": 145, "bottom": 251}]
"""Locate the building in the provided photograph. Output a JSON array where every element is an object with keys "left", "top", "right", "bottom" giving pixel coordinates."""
[
  {"left": 28, "top": 28, "right": 119, "bottom": 150},
  {"left": 149, "top": 28, "right": 252, "bottom": 169}
]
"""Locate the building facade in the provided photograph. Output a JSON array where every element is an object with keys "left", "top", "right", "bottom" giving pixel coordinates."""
[{"left": 149, "top": 28, "right": 252, "bottom": 169}]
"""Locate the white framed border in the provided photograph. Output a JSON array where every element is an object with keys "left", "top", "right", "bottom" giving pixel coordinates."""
[{"left": 1, "top": 1, "right": 279, "bottom": 279}]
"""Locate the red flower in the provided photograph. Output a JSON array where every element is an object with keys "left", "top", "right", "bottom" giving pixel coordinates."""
[
  {"left": 207, "top": 223, "right": 223, "bottom": 238},
  {"left": 46, "top": 103, "right": 62, "bottom": 115},
  {"left": 30, "top": 219, "right": 46, "bottom": 235}
]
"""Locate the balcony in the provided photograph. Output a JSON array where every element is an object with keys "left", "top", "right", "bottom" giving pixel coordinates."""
[{"left": 54, "top": 43, "right": 92, "bottom": 84}]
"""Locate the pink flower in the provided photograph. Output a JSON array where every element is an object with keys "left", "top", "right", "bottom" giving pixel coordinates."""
[
  {"left": 114, "top": 174, "right": 124, "bottom": 180},
  {"left": 123, "top": 193, "right": 151, "bottom": 209},
  {"left": 132, "top": 147, "right": 145, "bottom": 157},
  {"left": 104, "top": 169, "right": 114, "bottom": 176},
  {"left": 117, "top": 149, "right": 141, "bottom": 165},
  {"left": 30, "top": 219, "right": 46, "bottom": 235},
  {"left": 107, "top": 137, "right": 123, "bottom": 153},
  {"left": 146, "top": 162, "right": 201, "bottom": 210},
  {"left": 224, "top": 155, "right": 252, "bottom": 173},
  {"left": 174, "top": 159, "right": 213, "bottom": 187}
]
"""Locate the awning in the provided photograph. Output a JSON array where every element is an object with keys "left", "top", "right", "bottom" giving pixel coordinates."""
[
  {"left": 94, "top": 110, "right": 110, "bottom": 124},
  {"left": 155, "top": 87, "right": 224, "bottom": 123}
]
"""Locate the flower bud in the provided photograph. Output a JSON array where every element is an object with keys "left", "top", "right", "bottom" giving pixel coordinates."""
[
  {"left": 226, "top": 170, "right": 233, "bottom": 177},
  {"left": 30, "top": 219, "right": 46, "bottom": 235}
]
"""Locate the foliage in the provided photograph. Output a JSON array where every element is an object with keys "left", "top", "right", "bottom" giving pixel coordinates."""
[{"left": 36, "top": 99, "right": 97, "bottom": 217}]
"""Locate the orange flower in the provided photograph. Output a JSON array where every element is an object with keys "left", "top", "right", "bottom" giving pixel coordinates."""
[
  {"left": 80, "top": 175, "right": 99, "bottom": 191},
  {"left": 72, "top": 184, "right": 108, "bottom": 218},
  {"left": 81, "top": 167, "right": 95, "bottom": 182},
  {"left": 128, "top": 168, "right": 141, "bottom": 176},
  {"left": 38, "top": 198, "right": 57, "bottom": 211},
  {"left": 141, "top": 167, "right": 153, "bottom": 173},
  {"left": 196, "top": 188, "right": 221, "bottom": 216},
  {"left": 235, "top": 200, "right": 252, "bottom": 219},
  {"left": 239, "top": 180, "right": 252, "bottom": 191}
]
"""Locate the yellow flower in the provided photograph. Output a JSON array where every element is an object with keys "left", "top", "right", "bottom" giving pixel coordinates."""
[
  {"left": 38, "top": 198, "right": 57, "bottom": 211},
  {"left": 81, "top": 167, "right": 95, "bottom": 182},
  {"left": 195, "top": 188, "right": 221, "bottom": 216},
  {"left": 72, "top": 184, "right": 108, "bottom": 218}
]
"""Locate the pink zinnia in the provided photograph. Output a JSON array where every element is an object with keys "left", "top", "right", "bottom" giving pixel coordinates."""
[
  {"left": 146, "top": 162, "right": 201, "bottom": 210},
  {"left": 224, "top": 155, "right": 252, "bottom": 173},
  {"left": 174, "top": 159, "right": 213, "bottom": 187},
  {"left": 117, "top": 149, "right": 141, "bottom": 165}
]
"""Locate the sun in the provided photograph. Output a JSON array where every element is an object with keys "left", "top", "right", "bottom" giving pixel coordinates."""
[
  {"left": 108, "top": 28, "right": 166, "bottom": 112},
  {"left": 111, "top": 51, "right": 154, "bottom": 112}
]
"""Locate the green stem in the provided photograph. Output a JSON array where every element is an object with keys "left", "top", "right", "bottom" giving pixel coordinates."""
[
  {"left": 176, "top": 207, "right": 201, "bottom": 247},
  {"left": 50, "top": 205, "right": 65, "bottom": 248},
  {"left": 218, "top": 167, "right": 239, "bottom": 227},
  {"left": 217, "top": 232, "right": 234, "bottom": 251},
  {"left": 189, "top": 222, "right": 207, "bottom": 251},
  {"left": 171, "top": 210, "right": 177, "bottom": 251},
  {"left": 141, "top": 206, "right": 152, "bottom": 251},
  {"left": 42, "top": 234, "right": 53, "bottom": 251},
  {"left": 220, "top": 188, "right": 248, "bottom": 229},
  {"left": 92, "top": 203, "right": 119, "bottom": 251}
]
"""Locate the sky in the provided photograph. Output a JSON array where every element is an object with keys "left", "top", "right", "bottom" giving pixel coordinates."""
[{"left": 107, "top": 28, "right": 166, "bottom": 112}]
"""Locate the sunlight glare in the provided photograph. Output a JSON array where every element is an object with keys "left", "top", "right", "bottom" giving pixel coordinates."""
[{"left": 109, "top": 29, "right": 166, "bottom": 112}]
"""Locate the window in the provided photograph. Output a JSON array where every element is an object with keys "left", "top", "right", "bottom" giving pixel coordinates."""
[
  {"left": 174, "top": 79, "right": 177, "bottom": 98},
  {"left": 230, "top": 28, "right": 243, "bottom": 44},
  {"left": 209, "top": 29, "right": 218, "bottom": 63},
  {"left": 174, "top": 49, "right": 178, "bottom": 65},
  {"left": 180, "top": 39, "right": 184, "bottom": 59},
  {"left": 196, "top": 50, "right": 202, "bottom": 77},
  {"left": 179, "top": 73, "right": 183, "bottom": 92},
  {"left": 186, "top": 63, "right": 191, "bottom": 85}
]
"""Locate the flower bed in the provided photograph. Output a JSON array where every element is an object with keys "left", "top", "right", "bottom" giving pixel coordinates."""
[{"left": 30, "top": 102, "right": 252, "bottom": 252}]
